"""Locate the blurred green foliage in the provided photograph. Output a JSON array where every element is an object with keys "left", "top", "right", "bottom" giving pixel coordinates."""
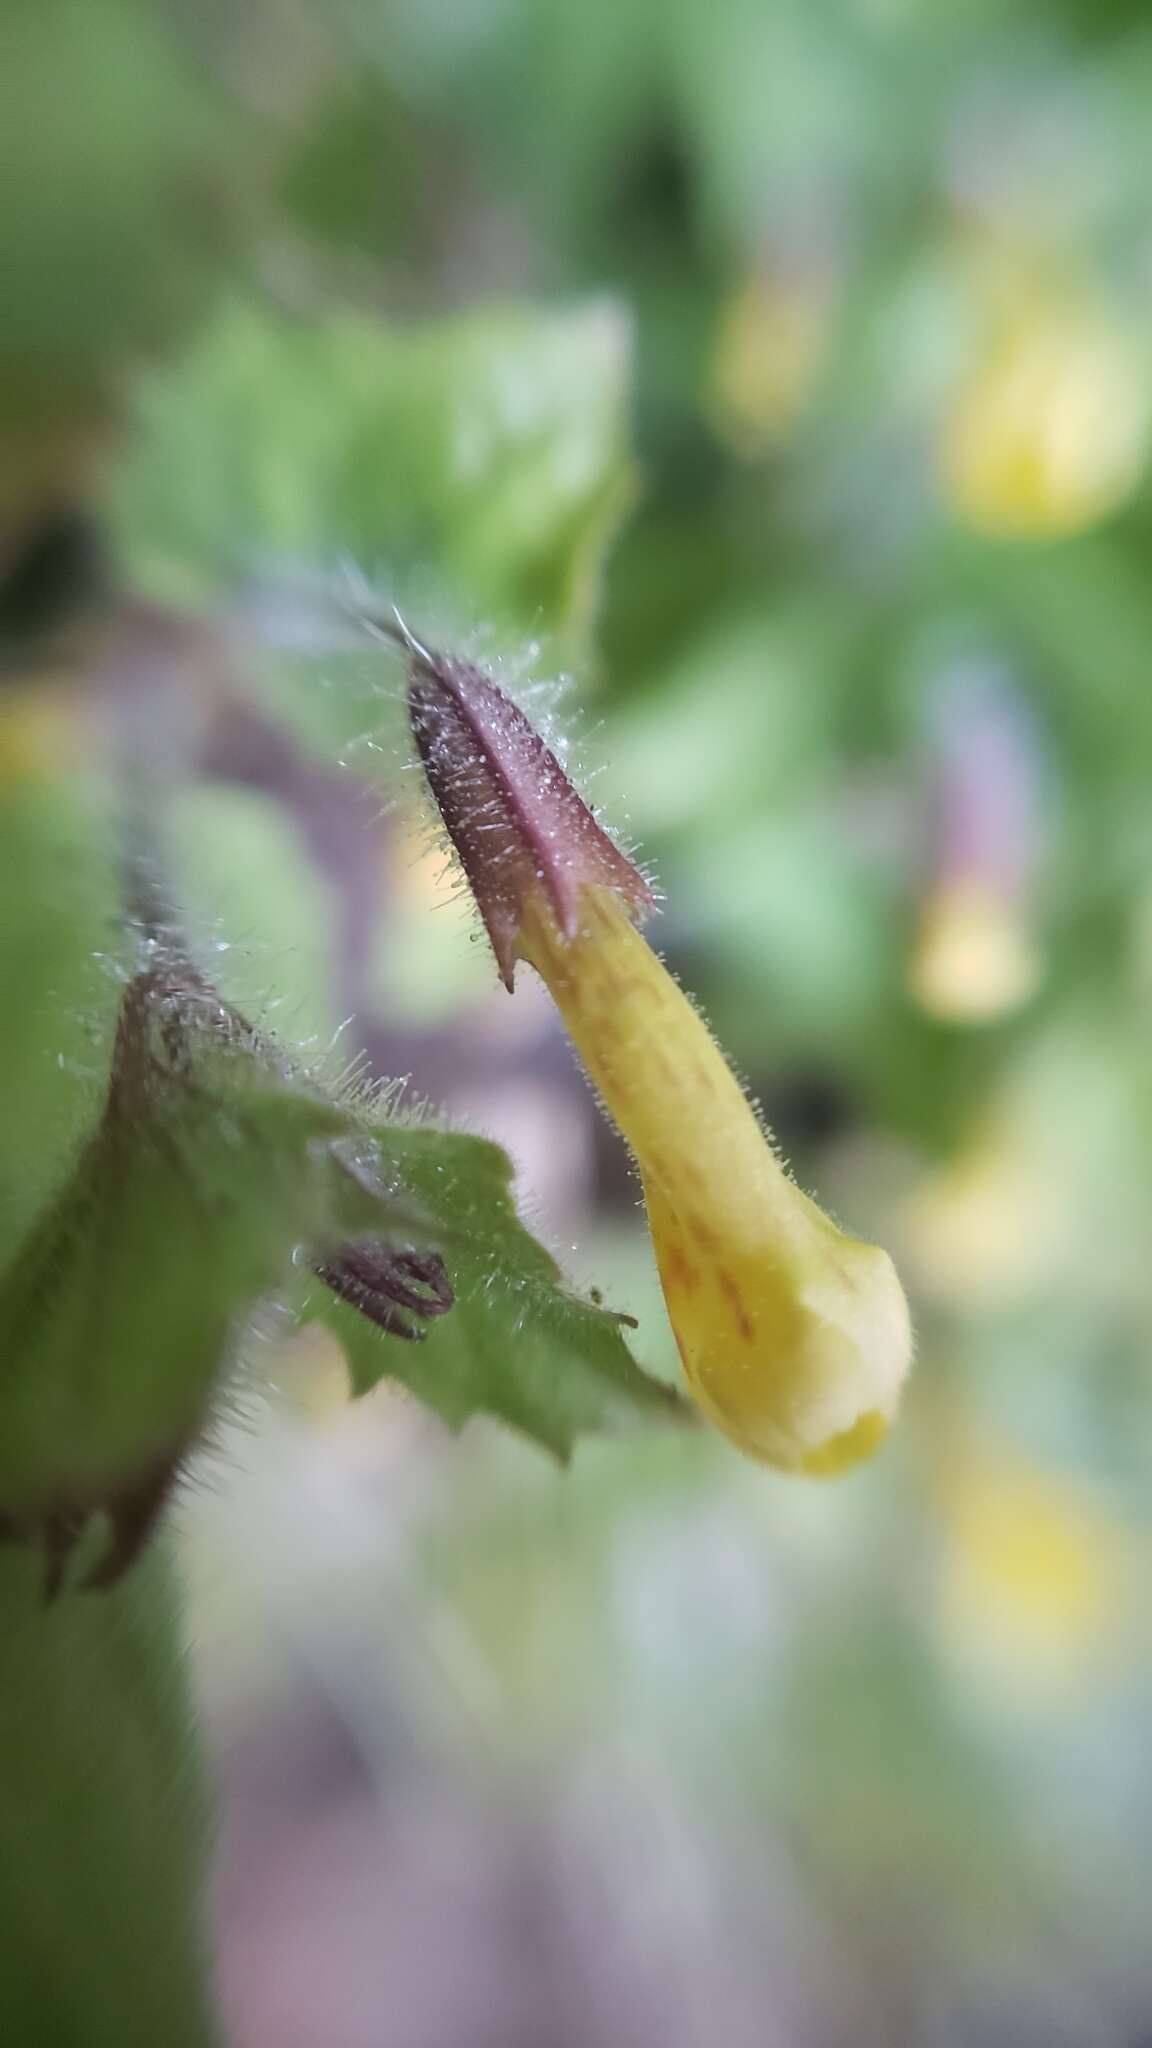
[
  {"left": 117, "top": 300, "right": 633, "bottom": 650},
  {"left": 8, "top": 0, "right": 1152, "bottom": 2038},
  {"left": 0, "top": 4, "right": 674, "bottom": 1545}
]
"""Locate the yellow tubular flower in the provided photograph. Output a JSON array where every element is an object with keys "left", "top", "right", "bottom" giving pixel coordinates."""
[
  {"left": 930, "top": 1413, "right": 1125, "bottom": 1689},
  {"left": 707, "top": 272, "right": 828, "bottom": 456},
  {"left": 941, "top": 288, "right": 1150, "bottom": 539},
  {"left": 521, "top": 889, "right": 909, "bottom": 1471},
  {"left": 909, "top": 879, "right": 1040, "bottom": 1025},
  {"left": 0, "top": 687, "right": 78, "bottom": 788},
  {"left": 402, "top": 619, "right": 912, "bottom": 1473}
]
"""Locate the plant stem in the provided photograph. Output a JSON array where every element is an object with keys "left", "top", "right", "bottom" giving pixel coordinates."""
[{"left": 0, "top": 1543, "right": 218, "bottom": 2046}]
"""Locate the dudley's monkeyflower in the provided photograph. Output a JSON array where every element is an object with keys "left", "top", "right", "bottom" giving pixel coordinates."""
[{"left": 403, "top": 623, "right": 911, "bottom": 1472}]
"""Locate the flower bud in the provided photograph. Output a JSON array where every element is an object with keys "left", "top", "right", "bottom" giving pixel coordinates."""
[{"left": 407, "top": 628, "right": 652, "bottom": 988}]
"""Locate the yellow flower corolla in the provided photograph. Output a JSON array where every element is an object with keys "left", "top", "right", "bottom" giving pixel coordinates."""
[
  {"left": 0, "top": 688, "right": 76, "bottom": 789},
  {"left": 707, "top": 274, "right": 828, "bottom": 456},
  {"left": 520, "top": 886, "right": 912, "bottom": 1473},
  {"left": 941, "top": 292, "right": 1150, "bottom": 538},
  {"left": 903, "top": 1114, "right": 1058, "bottom": 1310},
  {"left": 935, "top": 1428, "right": 1125, "bottom": 1688},
  {"left": 909, "top": 879, "right": 1040, "bottom": 1024}
]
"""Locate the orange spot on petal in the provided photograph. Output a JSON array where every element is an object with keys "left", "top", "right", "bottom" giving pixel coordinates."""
[
  {"left": 663, "top": 1245, "right": 700, "bottom": 1298},
  {"left": 718, "top": 1270, "right": 754, "bottom": 1342},
  {"left": 691, "top": 1212, "right": 720, "bottom": 1253}
]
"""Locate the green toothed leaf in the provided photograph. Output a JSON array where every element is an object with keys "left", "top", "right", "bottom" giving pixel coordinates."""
[
  {"left": 115, "top": 297, "right": 635, "bottom": 658},
  {"left": 316, "top": 1123, "right": 683, "bottom": 1458},
  {"left": 0, "top": 969, "right": 437, "bottom": 1524}
]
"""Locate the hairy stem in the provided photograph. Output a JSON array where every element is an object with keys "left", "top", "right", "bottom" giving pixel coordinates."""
[{"left": 0, "top": 1543, "right": 218, "bottom": 2046}]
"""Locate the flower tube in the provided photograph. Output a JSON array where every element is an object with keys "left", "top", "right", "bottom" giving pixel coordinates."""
[{"left": 403, "top": 622, "right": 912, "bottom": 1472}]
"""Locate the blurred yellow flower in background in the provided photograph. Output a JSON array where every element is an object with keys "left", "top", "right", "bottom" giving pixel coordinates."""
[
  {"left": 902, "top": 1111, "right": 1059, "bottom": 1310},
  {"left": 941, "top": 269, "right": 1150, "bottom": 538},
  {"left": 0, "top": 688, "right": 76, "bottom": 789},
  {"left": 934, "top": 1424, "right": 1127, "bottom": 1689},
  {"left": 707, "top": 270, "right": 830, "bottom": 455},
  {"left": 908, "top": 659, "right": 1045, "bottom": 1025},
  {"left": 909, "top": 878, "right": 1041, "bottom": 1024}
]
